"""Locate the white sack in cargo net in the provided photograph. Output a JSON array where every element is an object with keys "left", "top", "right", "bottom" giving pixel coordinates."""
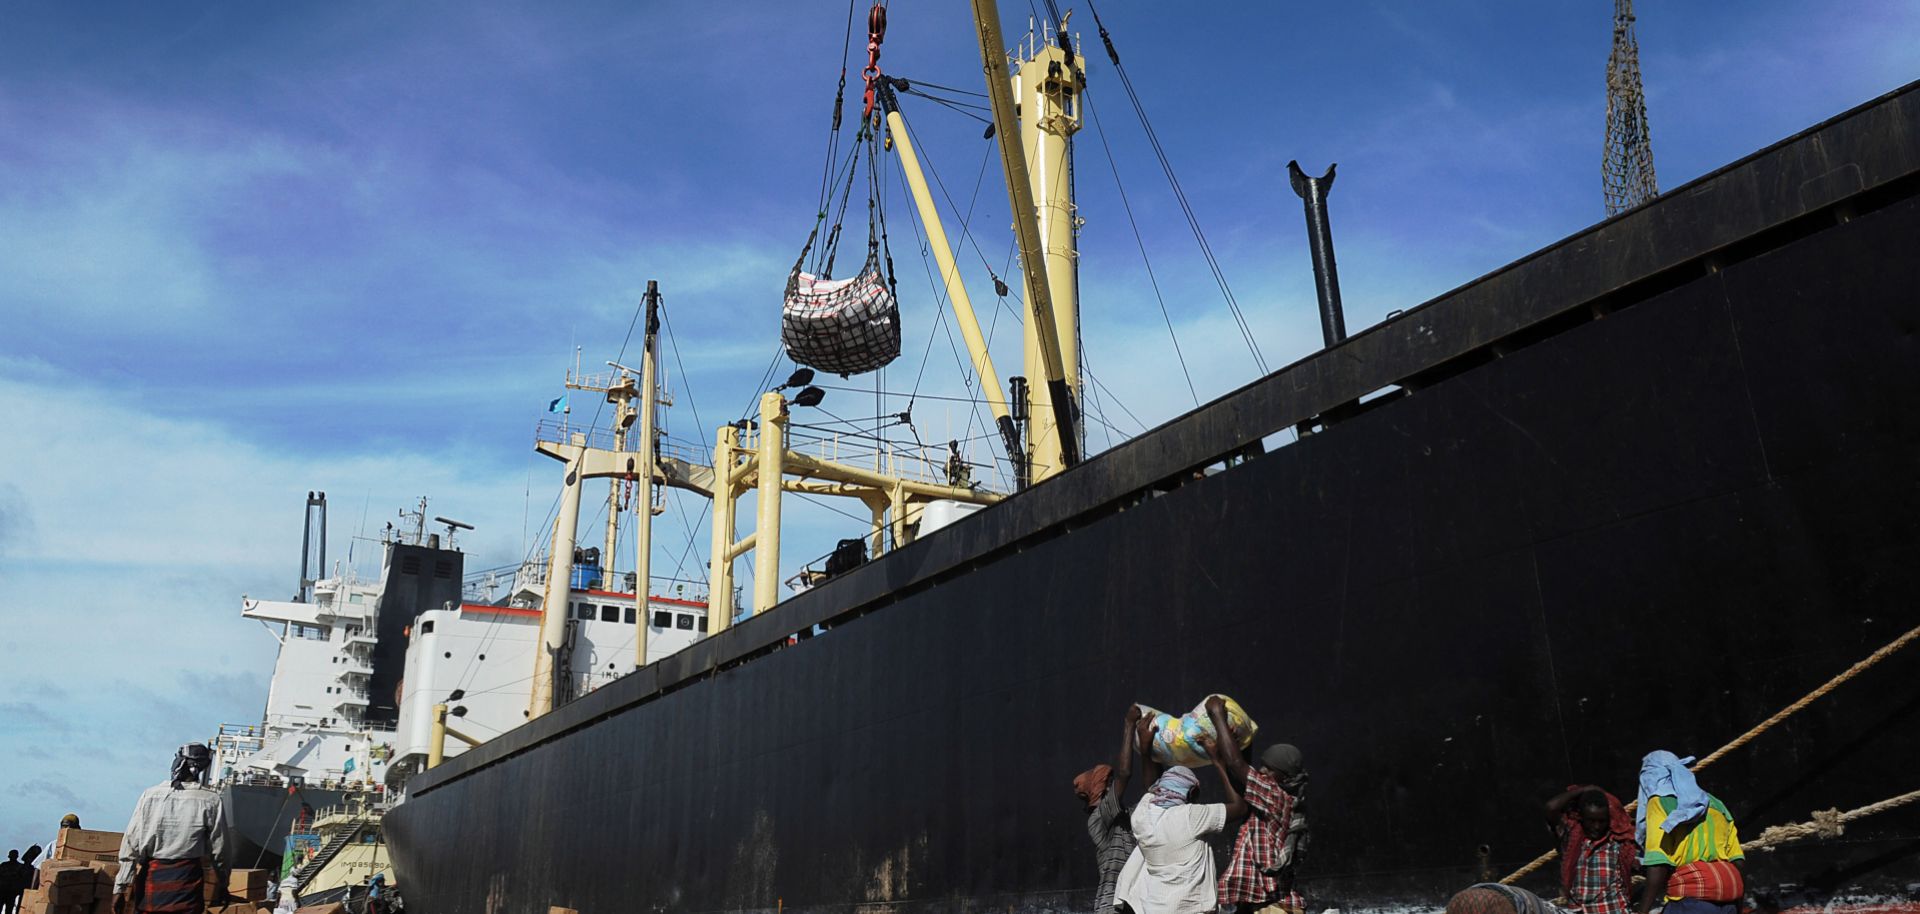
[
  {"left": 782, "top": 269, "right": 901, "bottom": 376},
  {"left": 1135, "top": 694, "right": 1259, "bottom": 768}
]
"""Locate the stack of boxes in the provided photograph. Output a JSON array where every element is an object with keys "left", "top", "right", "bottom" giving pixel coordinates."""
[
  {"left": 17, "top": 829, "right": 122, "bottom": 914},
  {"left": 17, "top": 831, "right": 278, "bottom": 914},
  {"left": 22, "top": 861, "right": 113, "bottom": 914},
  {"left": 209, "top": 868, "right": 272, "bottom": 914}
]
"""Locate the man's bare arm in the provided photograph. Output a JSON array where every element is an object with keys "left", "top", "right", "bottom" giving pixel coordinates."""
[{"left": 1205, "top": 697, "right": 1250, "bottom": 788}]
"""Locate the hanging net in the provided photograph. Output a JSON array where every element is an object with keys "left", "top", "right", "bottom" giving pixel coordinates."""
[
  {"left": 781, "top": 0, "right": 900, "bottom": 378},
  {"left": 783, "top": 267, "right": 900, "bottom": 375}
]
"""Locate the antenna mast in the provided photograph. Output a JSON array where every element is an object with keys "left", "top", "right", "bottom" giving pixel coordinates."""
[
  {"left": 298, "top": 491, "right": 327, "bottom": 602},
  {"left": 1603, "top": 0, "right": 1658, "bottom": 216}
]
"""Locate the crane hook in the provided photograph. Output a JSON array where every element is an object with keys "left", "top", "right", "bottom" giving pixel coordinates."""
[{"left": 860, "top": 2, "right": 888, "bottom": 120}]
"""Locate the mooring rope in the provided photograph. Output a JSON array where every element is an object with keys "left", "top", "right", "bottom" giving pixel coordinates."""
[
  {"left": 1498, "top": 621, "right": 1920, "bottom": 884},
  {"left": 1746, "top": 787, "right": 1920, "bottom": 851}
]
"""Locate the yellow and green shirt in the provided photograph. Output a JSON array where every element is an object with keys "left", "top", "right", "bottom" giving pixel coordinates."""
[{"left": 1641, "top": 793, "right": 1744, "bottom": 868}]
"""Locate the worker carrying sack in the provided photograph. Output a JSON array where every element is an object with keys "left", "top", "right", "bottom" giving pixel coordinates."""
[
  {"left": 1136, "top": 694, "right": 1259, "bottom": 768},
  {"left": 782, "top": 268, "right": 901, "bottom": 376}
]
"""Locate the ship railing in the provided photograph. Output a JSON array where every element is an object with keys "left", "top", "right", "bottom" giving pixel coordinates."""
[
  {"left": 230, "top": 771, "right": 288, "bottom": 788},
  {"left": 564, "top": 369, "right": 633, "bottom": 394},
  {"left": 770, "top": 426, "right": 962, "bottom": 488},
  {"left": 534, "top": 420, "right": 618, "bottom": 452},
  {"left": 532, "top": 422, "right": 711, "bottom": 466},
  {"left": 470, "top": 559, "right": 712, "bottom": 606}
]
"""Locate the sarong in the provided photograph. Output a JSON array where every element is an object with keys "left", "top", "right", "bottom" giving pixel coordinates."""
[
  {"left": 1668, "top": 860, "right": 1744, "bottom": 903},
  {"left": 138, "top": 859, "right": 205, "bottom": 914}
]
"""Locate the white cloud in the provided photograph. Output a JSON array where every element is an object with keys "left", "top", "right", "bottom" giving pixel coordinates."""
[{"left": 0, "top": 364, "right": 535, "bottom": 849}]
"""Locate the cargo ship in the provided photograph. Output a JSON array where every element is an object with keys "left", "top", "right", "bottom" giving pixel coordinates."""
[
  {"left": 212, "top": 488, "right": 722, "bottom": 882},
  {"left": 382, "top": 7, "right": 1920, "bottom": 914}
]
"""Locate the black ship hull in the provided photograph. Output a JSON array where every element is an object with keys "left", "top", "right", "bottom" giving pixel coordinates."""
[
  {"left": 387, "top": 84, "right": 1920, "bottom": 913},
  {"left": 222, "top": 782, "right": 350, "bottom": 874}
]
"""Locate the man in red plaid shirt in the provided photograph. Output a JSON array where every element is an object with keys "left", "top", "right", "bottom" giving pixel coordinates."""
[{"left": 1206, "top": 698, "right": 1309, "bottom": 914}]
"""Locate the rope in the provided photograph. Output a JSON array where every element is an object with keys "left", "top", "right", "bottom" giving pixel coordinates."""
[
  {"left": 1747, "top": 788, "right": 1920, "bottom": 851},
  {"left": 1083, "top": 90, "right": 1198, "bottom": 408},
  {"left": 1692, "top": 621, "right": 1920, "bottom": 769},
  {"left": 1084, "top": 0, "right": 1268, "bottom": 375},
  {"left": 1499, "top": 621, "right": 1920, "bottom": 884}
]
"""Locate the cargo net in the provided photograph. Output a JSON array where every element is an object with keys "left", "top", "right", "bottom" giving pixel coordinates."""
[
  {"left": 781, "top": 45, "right": 901, "bottom": 379},
  {"left": 782, "top": 266, "right": 900, "bottom": 376}
]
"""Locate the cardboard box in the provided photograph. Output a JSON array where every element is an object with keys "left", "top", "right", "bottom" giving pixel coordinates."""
[
  {"left": 294, "top": 903, "right": 347, "bottom": 914},
  {"left": 227, "top": 868, "right": 269, "bottom": 901},
  {"left": 51, "top": 830, "right": 122, "bottom": 867},
  {"left": 42, "top": 882, "right": 94, "bottom": 907},
  {"left": 18, "top": 887, "right": 50, "bottom": 914},
  {"left": 40, "top": 863, "right": 96, "bottom": 906}
]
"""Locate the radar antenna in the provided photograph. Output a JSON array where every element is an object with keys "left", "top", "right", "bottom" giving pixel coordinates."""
[{"left": 433, "top": 516, "right": 473, "bottom": 551}]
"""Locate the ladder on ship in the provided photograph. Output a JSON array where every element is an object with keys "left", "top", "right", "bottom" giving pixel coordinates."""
[{"left": 287, "top": 826, "right": 358, "bottom": 893}]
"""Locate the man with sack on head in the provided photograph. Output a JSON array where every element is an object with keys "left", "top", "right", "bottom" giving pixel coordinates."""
[{"left": 1206, "top": 697, "right": 1309, "bottom": 914}]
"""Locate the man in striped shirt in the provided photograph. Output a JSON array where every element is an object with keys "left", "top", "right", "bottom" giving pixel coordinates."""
[{"left": 1075, "top": 707, "right": 1143, "bottom": 912}]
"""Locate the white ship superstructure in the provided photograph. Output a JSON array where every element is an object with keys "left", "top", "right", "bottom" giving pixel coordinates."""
[
  {"left": 220, "top": 572, "right": 394, "bottom": 788},
  {"left": 386, "top": 562, "right": 712, "bottom": 783}
]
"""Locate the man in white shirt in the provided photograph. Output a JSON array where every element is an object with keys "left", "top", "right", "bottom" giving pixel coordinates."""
[
  {"left": 114, "top": 744, "right": 230, "bottom": 914},
  {"left": 1115, "top": 731, "right": 1249, "bottom": 914}
]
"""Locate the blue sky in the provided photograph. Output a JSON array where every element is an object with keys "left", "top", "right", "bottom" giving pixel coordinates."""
[{"left": 1, "top": 0, "right": 1914, "bottom": 851}]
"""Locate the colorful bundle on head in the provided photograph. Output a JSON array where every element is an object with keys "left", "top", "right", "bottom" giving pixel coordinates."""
[{"left": 1135, "top": 694, "right": 1259, "bottom": 768}]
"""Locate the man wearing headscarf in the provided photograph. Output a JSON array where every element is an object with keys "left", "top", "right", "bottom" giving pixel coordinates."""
[
  {"left": 1634, "top": 751, "right": 1744, "bottom": 914},
  {"left": 1544, "top": 785, "right": 1638, "bottom": 914},
  {"left": 1206, "top": 698, "right": 1308, "bottom": 914},
  {"left": 114, "top": 744, "right": 231, "bottom": 914},
  {"left": 1073, "top": 706, "right": 1143, "bottom": 911},
  {"left": 1114, "top": 731, "right": 1249, "bottom": 914}
]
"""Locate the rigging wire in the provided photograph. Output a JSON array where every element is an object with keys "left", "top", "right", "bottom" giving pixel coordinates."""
[
  {"left": 1084, "top": 91, "right": 1199, "bottom": 407},
  {"left": 886, "top": 129, "right": 1003, "bottom": 483},
  {"left": 458, "top": 288, "right": 652, "bottom": 697},
  {"left": 815, "top": 0, "right": 860, "bottom": 216},
  {"left": 888, "top": 75, "right": 987, "bottom": 98},
  {"left": 814, "top": 384, "right": 997, "bottom": 407},
  {"left": 794, "top": 491, "right": 876, "bottom": 528},
  {"left": 654, "top": 301, "right": 712, "bottom": 585},
  {"left": 1081, "top": 350, "right": 1118, "bottom": 452},
  {"left": 1084, "top": 0, "right": 1268, "bottom": 375},
  {"left": 899, "top": 88, "right": 992, "bottom": 123},
  {"left": 1082, "top": 366, "right": 1147, "bottom": 433}
]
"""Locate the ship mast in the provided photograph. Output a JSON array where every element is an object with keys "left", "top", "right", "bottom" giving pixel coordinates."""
[
  {"left": 1015, "top": 16, "right": 1085, "bottom": 479},
  {"left": 971, "top": 0, "right": 1082, "bottom": 482},
  {"left": 529, "top": 287, "right": 668, "bottom": 718},
  {"left": 567, "top": 362, "right": 640, "bottom": 582},
  {"left": 627, "top": 282, "right": 662, "bottom": 669}
]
